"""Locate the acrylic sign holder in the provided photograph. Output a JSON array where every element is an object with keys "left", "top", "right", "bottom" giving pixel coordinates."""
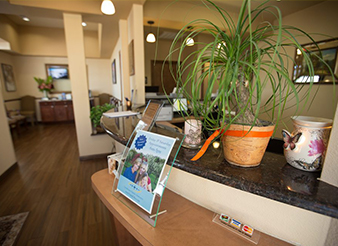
[
  {"left": 109, "top": 100, "right": 185, "bottom": 227},
  {"left": 212, "top": 213, "right": 261, "bottom": 244},
  {"left": 111, "top": 123, "right": 185, "bottom": 227}
]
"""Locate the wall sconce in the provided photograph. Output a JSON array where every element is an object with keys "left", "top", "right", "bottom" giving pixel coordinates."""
[
  {"left": 186, "top": 26, "right": 194, "bottom": 46},
  {"left": 146, "top": 21, "right": 156, "bottom": 43},
  {"left": 101, "top": 0, "right": 115, "bottom": 15}
]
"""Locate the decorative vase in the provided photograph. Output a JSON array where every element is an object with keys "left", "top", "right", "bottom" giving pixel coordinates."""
[
  {"left": 222, "top": 124, "right": 275, "bottom": 167},
  {"left": 184, "top": 119, "right": 202, "bottom": 147},
  {"left": 42, "top": 90, "right": 49, "bottom": 100},
  {"left": 282, "top": 116, "right": 332, "bottom": 172}
]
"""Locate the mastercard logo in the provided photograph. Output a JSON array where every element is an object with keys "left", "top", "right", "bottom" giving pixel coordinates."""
[{"left": 242, "top": 225, "right": 254, "bottom": 236}]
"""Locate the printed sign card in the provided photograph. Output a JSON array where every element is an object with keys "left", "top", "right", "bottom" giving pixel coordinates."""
[{"left": 117, "top": 130, "right": 176, "bottom": 213}]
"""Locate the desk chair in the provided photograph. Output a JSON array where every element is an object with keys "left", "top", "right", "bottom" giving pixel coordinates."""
[
  {"left": 20, "top": 95, "right": 36, "bottom": 126},
  {"left": 98, "top": 93, "right": 112, "bottom": 106}
]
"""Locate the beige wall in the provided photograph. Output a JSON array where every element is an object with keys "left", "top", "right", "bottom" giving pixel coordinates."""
[
  {"left": 110, "top": 34, "right": 123, "bottom": 101},
  {"left": 118, "top": 19, "right": 130, "bottom": 103},
  {"left": 86, "top": 58, "right": 112, "bottom": 96},
  {"left": 0, "top": 16, "right": 99, "bottom": 58},
  {"left": 0, "top": 15, "right": 20, "bottom": 53},
  {"left": 128, "top": 4, "right": 145, "bottom": 105},
  {"left": 0, "top": 84, "right": 17, "bottom": 175}
]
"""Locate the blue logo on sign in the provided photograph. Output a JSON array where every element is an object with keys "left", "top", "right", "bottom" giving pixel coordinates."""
[{"left": 135, "top": 135, "right": 147, "bottom": 150}]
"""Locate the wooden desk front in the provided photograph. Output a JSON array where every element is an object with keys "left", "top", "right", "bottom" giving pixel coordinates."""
[{"left": 92, "top": 169, "right": 291, "bottom": 246}]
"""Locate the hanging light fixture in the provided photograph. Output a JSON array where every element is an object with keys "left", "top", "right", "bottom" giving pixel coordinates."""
[
  {"left": 146, "top": 21, "right": 156, "bottom": 43},
  {"left": 101, "top": 0, "right": 115, "bottom": 15},
  {"left": 186, "top": 26, "right": 194, "bottom": 46}
]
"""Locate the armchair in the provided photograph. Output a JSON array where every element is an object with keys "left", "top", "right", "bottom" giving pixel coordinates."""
[{"left": 20, "top": 95, "right": 36, "bottom": 126}]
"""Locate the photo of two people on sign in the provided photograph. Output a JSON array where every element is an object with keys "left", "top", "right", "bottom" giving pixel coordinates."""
[{"left": 122, "top": 150, "right": 166, "bottom": 194}]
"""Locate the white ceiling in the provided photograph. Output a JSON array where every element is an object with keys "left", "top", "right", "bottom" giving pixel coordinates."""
[{"left": 0, "top": 0, "right": 325, "bottom": 58}]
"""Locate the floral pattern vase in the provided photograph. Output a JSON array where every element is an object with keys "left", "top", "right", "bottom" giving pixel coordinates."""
[{"left": 283, "top": 116, "right": 332, "bottom": 172}]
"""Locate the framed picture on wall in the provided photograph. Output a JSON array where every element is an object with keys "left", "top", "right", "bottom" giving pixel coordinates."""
[
  {"left": 292, "top": 38, "right": 338, "bottom": 84},
  {"left": 1, "top": 63, "right": 16, "bottom": 92},
  {"left": 112, "top": 59, "right": 117, "bottom": 84},
  {"left": 129, "top": 40, "right": 135, "bottom": 76}
]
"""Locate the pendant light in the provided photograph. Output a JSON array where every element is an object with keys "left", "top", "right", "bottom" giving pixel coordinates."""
[
  {"left": 186, "top": 26, "right": 194, "bottom": 46},
  {"left": 101, "top": 0, "right": 115, "bottom": 15},
  {"left": 146, "top": 21, "right": 156, "bottom": 43}
]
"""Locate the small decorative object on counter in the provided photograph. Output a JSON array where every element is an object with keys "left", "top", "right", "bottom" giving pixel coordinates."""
[
  {"left": 213, "top": 212, "right": 258, "bottom": 243},
  {"left": 283, "top": 116, "right": 333, "bottom": 172},
  {"left": 184, "top": 119, "right": 202, "bottom": 146}
]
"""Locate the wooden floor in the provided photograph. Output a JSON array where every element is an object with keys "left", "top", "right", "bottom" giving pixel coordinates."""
[{"left": 0, "top": 123, "right": 117, "bottom": 246}]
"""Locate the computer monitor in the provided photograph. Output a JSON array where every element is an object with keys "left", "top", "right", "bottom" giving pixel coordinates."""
[
  {"left": 145, "top": 86, "right": 159, "bottom": 93},
  {"left": 173, "top": 98, "right": 188, "bottom": 112}
]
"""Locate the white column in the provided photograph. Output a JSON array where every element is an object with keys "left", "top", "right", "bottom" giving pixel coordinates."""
[{"left": 63, "top": 13, "right": 112, "bottom": 157}]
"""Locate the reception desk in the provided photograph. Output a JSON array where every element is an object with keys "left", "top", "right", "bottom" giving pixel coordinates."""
[
  {"left": 97, "top": 109, "right": 338, "bottom": 246},
  {"left": 92, "top": 169, "right": 292, "bottom": 246}
]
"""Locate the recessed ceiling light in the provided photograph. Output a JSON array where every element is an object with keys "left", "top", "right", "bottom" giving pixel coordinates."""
[
  {"left": 22, "top": 16, "right": 30, "bottom": 22},
  {"left": 82, "top": 22, "right": 87, "bottom": 27}
]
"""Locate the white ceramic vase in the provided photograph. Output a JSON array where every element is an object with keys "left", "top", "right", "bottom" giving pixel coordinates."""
[
  {"left": 42, "top": 90, "right": 49, "bottom": 100},
  {"left": 283, "top": 116, "right": 332, "bottom": 172}
]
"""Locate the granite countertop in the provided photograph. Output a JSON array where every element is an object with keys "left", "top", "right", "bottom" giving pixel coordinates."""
[
  {"left": 101, "top": 112, "right": 338, "bottom": 219},
  {"left": 171, "top": 142, "right": 338, "bottom": 219}
]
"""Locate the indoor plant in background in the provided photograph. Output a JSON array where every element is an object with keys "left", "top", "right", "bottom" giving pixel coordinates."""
[
  {"left": 34, "top": 76, "right": 54, "bottom": 100},
  {"left": 90, "top": 103, "right": 115, "bottom": 133},
  {"left": 167, "top": 0, "right": 335, "bottom": 167}
]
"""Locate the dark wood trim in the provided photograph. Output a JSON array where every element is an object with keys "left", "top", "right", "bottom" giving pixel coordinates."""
[
  {"left": 0, "top": 162, "right": 18, "bottom": 183},
  {"left": 79, "top": 153, "right": 112, "bottom": 161},
  {"left": 4, "top": 98, "right": 22, "bottom": 102}
]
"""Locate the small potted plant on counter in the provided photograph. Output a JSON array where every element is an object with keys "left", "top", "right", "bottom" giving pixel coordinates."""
[
  {"left": 167, "top": 0, "right": 335, "bottom": 167},
  {"left": 90, "top": 103, "right": 115, "bottom": 133}
]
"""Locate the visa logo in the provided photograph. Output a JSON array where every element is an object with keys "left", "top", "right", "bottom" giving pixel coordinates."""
[
  {"left": 230, "top": 218, "right": 241, "bottom": 229},
  {"left": 242, "top": 225, "right": 254, "bottom": 236}
]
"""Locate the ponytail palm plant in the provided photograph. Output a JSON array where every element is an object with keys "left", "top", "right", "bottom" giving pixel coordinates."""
[{"left": 167, "top": 0, "right": 334, "bottom": 138}]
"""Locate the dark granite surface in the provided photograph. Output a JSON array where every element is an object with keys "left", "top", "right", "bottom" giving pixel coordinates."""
[{"left": 101, "top": 112, "right": 338, "bottom": 219}]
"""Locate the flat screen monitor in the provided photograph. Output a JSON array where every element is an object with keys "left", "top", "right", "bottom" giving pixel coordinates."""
[
  {"left": 145, "top": 86, "right": 159, "bottom": 93},
  {"left": 173, "top": 98, "right": 188, "bottom": 112},
  {"left": 46, "top": 64, "right": 69, "bottom": 80}
]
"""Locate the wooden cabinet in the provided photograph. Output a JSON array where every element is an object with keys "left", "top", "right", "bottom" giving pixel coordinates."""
[{"left": 40, "top": 100, "right": 74, "bottom": 123}]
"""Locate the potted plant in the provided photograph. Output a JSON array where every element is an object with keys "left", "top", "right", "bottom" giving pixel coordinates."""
[
  {"left": 34, "top": 76, "right": 54, "bottom": 100},
  {"left": 167, "top": 0, "right": 335, "bottom": 167},
  {"left": 90, "top": 103, "right": 115, "bottom": 133}
]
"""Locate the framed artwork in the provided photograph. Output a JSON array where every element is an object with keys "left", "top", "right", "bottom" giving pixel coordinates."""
[
  {"left": 1, "top": 64, "right": 16, "bottom": 92},
  {"left": 129, "top": 40, "right": 135, "bottom": 75},
  {"left": 45, "top": 64, "right": 69, "bottom": 79},
  {"left": 112, "top": 59, "right": 117, "bottom": 84},
  {"left": 293, "top": 38, "right": 338, "bottom": 84}
]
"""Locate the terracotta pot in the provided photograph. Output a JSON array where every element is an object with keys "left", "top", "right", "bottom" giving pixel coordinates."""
[{"left": 221, "top": 124, "right": 275, "bottom": 167}]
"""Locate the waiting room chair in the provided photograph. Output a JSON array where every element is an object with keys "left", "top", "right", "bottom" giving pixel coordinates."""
[
  {"left": 6, "top": 106, "right": 27, "bottom": 135},
  {"left": 20, "top": 95, "right": 36, "bottom": 126},
  {"left": 98, "top": 93, "right": 112, "bottom": 106}
]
